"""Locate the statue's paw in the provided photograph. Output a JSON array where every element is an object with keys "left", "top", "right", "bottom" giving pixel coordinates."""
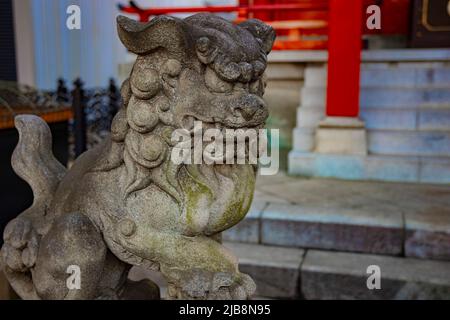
[
  {"left": 2, "top": 218, "right": 39, "bottom": 271},
  {"left": 208, "top": 272, "right": 256, "bottom": 300},
  {"left": 166, "top": 271, "right": 256, "bottom": 300}
]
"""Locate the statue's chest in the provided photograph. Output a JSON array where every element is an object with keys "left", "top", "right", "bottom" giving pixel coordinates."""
[
  {"left": 102, "top": 215, "right": 161, "bottom": 269},
  {"left": 100, "top": 185, "right": 182, "bottom": 266}
]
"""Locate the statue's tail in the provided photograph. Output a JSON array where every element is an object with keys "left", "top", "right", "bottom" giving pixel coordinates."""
[
  {"left": 0, "top": 115, "right": 67, "bottom": 299},
  {"left": 12, "top": 115, "right": 67, "bottom": 207}
]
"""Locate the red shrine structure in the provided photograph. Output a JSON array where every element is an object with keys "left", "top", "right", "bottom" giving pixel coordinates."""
[
  {"left": 118, "top": 0, "right": 450, "bottom": 184},
  {"left": 118, "top": 0, "right": 410, "bottom": 137}
]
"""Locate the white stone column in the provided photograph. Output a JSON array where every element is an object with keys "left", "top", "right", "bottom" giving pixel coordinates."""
[
  {"left": 293, "top": 64, "right": 327, "bottom": 152},
  {"left": 315, "top": 116, "right": 367, "bottom": 155}
]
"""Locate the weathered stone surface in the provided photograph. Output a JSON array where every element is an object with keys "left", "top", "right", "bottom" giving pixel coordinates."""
[
  {"left": 224, "top": 242, "right": 304, "bottom": 299},
  {"left": 405, "top": 211, "right": 450, "bottom": 261},
  {"left": 223, "top": 201, "right": 266, "bottom": 243},
  {"left": 302, "top": 250, "right": 450, "bottom": 300},
  {"left": 261, "top": 203, "right": 403, "bottom": 255},
  {"left": 128, "top": 267, "right": 168, "bottom": 299},
  {"left": 0, "top": 14, "right": 275, "bottom": 300}
]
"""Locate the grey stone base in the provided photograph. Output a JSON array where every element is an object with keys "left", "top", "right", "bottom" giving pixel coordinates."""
[
  {"left": 225, "top": 242, "right": 304, "bottom": 299},
  {"left": 260, "top": 203, "right": 403, "bottom": 255},
  {"left": 302, "top": 250, "right": 450, "bottom": 300},
  {"left": 222, "top": 242, "right": 450, "bottom": 300},
  {"left": 288, "top": 151, "right": 450, "bottom": 184},
  {"left": 224, "top": 196, "right": 450, "bottom": 261}
]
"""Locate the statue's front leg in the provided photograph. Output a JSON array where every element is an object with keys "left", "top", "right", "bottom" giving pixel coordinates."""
[
  {"left": 160, "top": 235, "right": 256, "bottom": 300},
  {"left": 114, "top": 227, "right": 255, "bottom": 299}
]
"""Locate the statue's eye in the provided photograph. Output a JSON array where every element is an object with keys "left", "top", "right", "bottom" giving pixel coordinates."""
[{"left": 204, "top": 67, "right": 233, "bottom": 93}]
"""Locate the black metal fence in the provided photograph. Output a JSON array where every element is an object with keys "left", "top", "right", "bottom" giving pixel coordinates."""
[{"left": 55, "top": 77, "right": 122, "bottom": 160}]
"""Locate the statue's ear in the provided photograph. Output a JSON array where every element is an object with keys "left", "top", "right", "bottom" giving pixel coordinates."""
[
  {"left": 239, "top": 19, "right": 276, "bottom": 54},
  {"left": 117, "top": 15, "right": 190, "bottom": 56}
]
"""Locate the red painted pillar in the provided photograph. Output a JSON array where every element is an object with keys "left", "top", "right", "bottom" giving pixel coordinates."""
[{"left": 326, "top": 0, "right": 363, "bottom": 117}]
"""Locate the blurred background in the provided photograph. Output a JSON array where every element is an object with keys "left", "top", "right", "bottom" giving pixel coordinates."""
[{"left": 1, "top": 0, "right": 450, "bottom": 300}]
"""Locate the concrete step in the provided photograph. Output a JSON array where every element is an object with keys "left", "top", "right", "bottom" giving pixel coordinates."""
[
  {"left": 296, "top": 104, "right": 450, "bottom": 131},
  {"left": 288, "top": 151, "right": 450, "bottom": 184},
  {"left": 360, "top": 108, "right": 417, "bottom": 130},
  {"left": 360, "top": 87, "right": 450, "bottom": 109},
  {"left": 223, "top": 242, "right": 450, "bottom": 299},
  {"left": 224, "top": 242, "right": 304, "bottom": 299},
  {"left": 368, "top": 130, "right": 450, "bottom": 156},
  {"left": 300, "top": 87, "right": 450, "bottom": 110},
  {"left": 361, "top": 107, "right": 450, "bottom": 131},
  {"left": 360, "top": 67, "right": 450, "bottom": 88},
  {"left": 303, "top": 65, "right": 450, "bottom": 88},
  {"left": 259, "top": 202, "right": 404, "bottom": 256},
  {"left": 302, "top": 250, "right": 450, "bottom": 299},
  {"left": 225, "top": 188, "right": 450, "bottom": 259},
  {"left": 419, "top": 156, "right": 450, "bottom": 184}
]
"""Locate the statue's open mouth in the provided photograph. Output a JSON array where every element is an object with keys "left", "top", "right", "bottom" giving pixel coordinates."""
[
  {"left": 175, "top": 114, "right": 266, "bottom": 167},
  {"left": 181, "top": 113, "right": 267, "bottom": 131}
]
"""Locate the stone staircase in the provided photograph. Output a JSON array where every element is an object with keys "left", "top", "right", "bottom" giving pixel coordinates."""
[
  {"left": 361, "top": 65, "right": 450, "bottom": 183},
  {"left": 289, "top": 61, "right": 450, "bottom": 184},
  {"left": 226, "top": 242, "right": 450, "bottom": 300},
  {"left": 219, "top": 174, "right": 450, "bottom": 299},
  {"left": 361, "top": 65, "right": 450, "bottom": 155}
]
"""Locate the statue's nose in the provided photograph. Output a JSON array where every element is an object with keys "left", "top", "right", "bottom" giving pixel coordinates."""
[{"left": 237, "top": 95, "right": 266, "bottom": 121}]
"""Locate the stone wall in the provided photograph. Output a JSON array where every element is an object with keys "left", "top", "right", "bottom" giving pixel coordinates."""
[{"left": 264, "top": 60, "right": 304, "bottom": 170}]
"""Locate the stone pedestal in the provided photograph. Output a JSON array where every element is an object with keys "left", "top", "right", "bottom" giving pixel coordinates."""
[{"left": 315, "top": 117, "right": 367, "bottom": 155}]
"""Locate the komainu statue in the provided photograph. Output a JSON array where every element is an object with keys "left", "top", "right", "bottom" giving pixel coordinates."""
[{"left": 0, "top": 13, "right": 275, "bottom": 299}]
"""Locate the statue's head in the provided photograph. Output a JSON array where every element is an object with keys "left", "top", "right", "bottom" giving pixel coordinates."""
[
  {"left": 102, "top": 13, "right": 275, "bottom": 235},
  {"left": 116, "top": 13, "right": 274, "bottom": 130}
]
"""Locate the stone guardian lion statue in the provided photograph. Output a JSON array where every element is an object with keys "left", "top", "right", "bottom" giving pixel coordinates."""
[{"left": 0, "top": 13, "right": 275, "bottom": 299}]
